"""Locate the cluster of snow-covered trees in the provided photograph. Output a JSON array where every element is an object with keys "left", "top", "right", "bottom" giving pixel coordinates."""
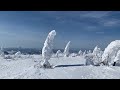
[
  {"left": 39, "top": 30, "right": 73, "bottom": 68},
  {"left": 1, "top": 30, "right": 120, "bottom": 68},
  {"left": 85, "top": 40, "right": 120, "bottom": 66},
  {"left": 85, "top": 46, "right": 103, "bottom": 66},
  {"left": 0, "top": 48, "right": 32, "bottom": 60},
  {"left": 39, "top": 30, "right": 120, "bottom": 68}
]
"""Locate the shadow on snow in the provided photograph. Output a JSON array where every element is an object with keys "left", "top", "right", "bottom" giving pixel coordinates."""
[{"left": 55, "top": 64, "right": 84, "bottom": 68}]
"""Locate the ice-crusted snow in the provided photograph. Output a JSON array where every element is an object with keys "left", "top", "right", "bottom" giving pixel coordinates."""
[
  {"left": 0, "top": 55, "right": 120, "bottom": 79},
  {"left": 102, "top": 40, "right": 120, "bottom": 65}
]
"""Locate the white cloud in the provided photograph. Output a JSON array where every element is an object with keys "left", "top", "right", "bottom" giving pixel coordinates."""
[
  {"left": 55, "top": 16, "right": 62, "bottom": 20},
  {"left": 80, "top": 11, "right": 111, "bottom": 18},
  {"left": 0, "top": 30, "right": 16, "bottom": 36},
  {"left": 99, "top": 18, "right": 120, "bottom": 27},
  {"left": 84, "top": 26, "right": 100, "bottom": 32},
  {"left": 96, "top": 31, "right": 104, "bottom": 34},
  {"left": 87, "top": 26, "right": 96, "bottom": 29},
  {"left": 103, "top": 20, "right": 120, "bottom": 26}
]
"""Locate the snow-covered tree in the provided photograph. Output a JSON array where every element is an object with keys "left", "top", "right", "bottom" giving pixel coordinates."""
[
  {"left": 92, "top": 46, "right": 103, "bottom": 66},
  {"left": 0, "top": 46, "right": 5, "bottom": 58},
  {"left": 86, "top": 51, "right": 89, "bottom": 54},
  {"left": 89, "top": 50, "right": 92, "bottom": 53},
  {"left": 64, "top": 41, "right": 71, "bottom": 57},
  {"left": 93, "top": 46, "right": 103, "bottom": 57},
  {"left": 83, "top": 50, "right": 86, "bottom": 56},
  {"left": 41, "top": 30, "right": 56, "bottom": 68},
  {"left": 14, "top": 51, "right": 21, "bottom": 58},
  {"left": 85, "top": 46, "right": 103, "bottom": 66},
  {"left": 85, "top": 54, "right": 94, "bottom": 66},
  {"left": 0, "top": 46, "right": 3, "bottom": 52},
  {"left": 55, "top": 50, "right": 62, "bottom": 58},
  {"left": 113, "top": 50, "right": 120, "bottom": 66},
  {"left": 102, "top": 40, "right": 120, "bottom": 66},
  {"left": 93, "top": 46, "right": 100, "bottom": 55},
  {"left": 70, "top": 53, "right": 77, "bottom": 57},
  {"left": 87, "top": 50, "right": 92, "bottom": 54},
  {"left": 86, "top": 50, "right": 92, "bottom": 55},
  {"left": 8, "top": 50, "right": 15, "bottom": 55},
  {"left": 78, "top": 50, "right": 83, "bottom": 56},
  {"left": 1, "top": 52, "right": 5, "bottom": 57}
]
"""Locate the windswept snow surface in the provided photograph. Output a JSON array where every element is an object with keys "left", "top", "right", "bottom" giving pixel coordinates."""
[{"left": 0, "top": 55, "right": 120, "bottom": 79}]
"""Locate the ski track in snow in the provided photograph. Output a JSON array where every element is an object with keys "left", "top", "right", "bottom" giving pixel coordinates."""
[{"left": 0, "top": 55, "right": 120, "bottom": 79}]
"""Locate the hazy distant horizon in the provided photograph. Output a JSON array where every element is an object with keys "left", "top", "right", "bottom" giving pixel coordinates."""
[
  {"left": 3, "top": 47, "right": 102, "bottom": 51},
  {"left": 3, "top": 47, "right": 94, "bottom": 54}
]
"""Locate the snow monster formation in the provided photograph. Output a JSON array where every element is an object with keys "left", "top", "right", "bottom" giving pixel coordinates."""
[
  {"left": 56, "top": 50, "right": 62, "bottom": 58},
  {"left": 0, "top": 46, "right": 5, "bottom": 57},
  {"left": 41, "top": 30, "right": 56, "bottom": 68},
  {"left": 83, "top": 50, "right": 87, "bottom": 56},
  {"left": 113, "top": 50, "right": 120, "bottom": 66},
  {"left": 64, "top": 41, "right": 71, "bottom": 57},
  {"left": 14, "top": 51, "right": 21, "bottom": 58},
  {"left": 102, "top": 40, "right": 120, "bottom": 66},
  {"left": 85, "top": 45, "right": 103, "bottom": 66},
  {"left": 78, "top": 50, "right": 83, "bottom": 56},
  {"left": 92, "top": 46, "right": 103, "bottom": 66}
]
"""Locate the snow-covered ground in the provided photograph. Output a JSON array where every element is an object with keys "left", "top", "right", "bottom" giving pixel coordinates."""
[{"left": 0, "top": 55, "right": 120, "bottom": 79}]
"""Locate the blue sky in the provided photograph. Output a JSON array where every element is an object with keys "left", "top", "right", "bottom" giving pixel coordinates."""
[{"left": 0, "top": 11, "right": 120, "bottom": 49}]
